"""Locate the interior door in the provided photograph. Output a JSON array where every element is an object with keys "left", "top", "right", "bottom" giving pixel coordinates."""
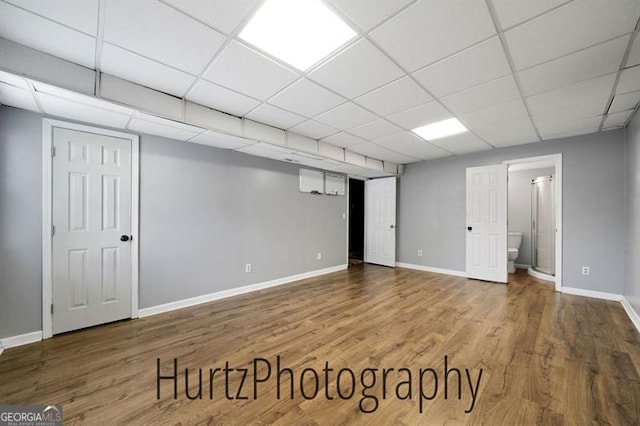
[
  {"left": 365, "top": 177, "right": 396, "bottom": 267},
  {"left": 52, "top": 127, "right": 133, "bottom": 334},
  {"left": 465, "top": 164, "right": 508, "bottom": 283}
]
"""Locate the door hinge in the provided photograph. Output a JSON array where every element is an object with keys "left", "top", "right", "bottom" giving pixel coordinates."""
[
  {"left": 51, "top": 146, "right": 56, "bottom": 157},
  {"left": 51, "top": 225, "right": 55, "bottom": 236},
  {"left": 51, "top": 304, "right": 54, "bottom": 315}
]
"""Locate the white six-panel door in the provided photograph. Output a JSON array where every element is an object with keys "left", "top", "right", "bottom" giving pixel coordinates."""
[
  {"left": 52, "top": 127, "right": 133, "bottom": 334},
  {"left": 465, "top": 164, "right": 508, "bottom": 283},
  {"left": 365, "top": 177, "right": 396, "bottom": 267}
]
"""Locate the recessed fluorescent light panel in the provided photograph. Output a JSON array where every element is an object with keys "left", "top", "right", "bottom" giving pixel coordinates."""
[
  {"left": 239, "top": 0, "right": 356, "bottom": 71},
  {"left": 412, "top": 118, "right": 468, "bottom": 141}
]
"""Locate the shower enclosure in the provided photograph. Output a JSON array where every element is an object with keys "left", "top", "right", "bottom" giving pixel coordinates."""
[{"left": 531, "top": 176, "right": 555, "bottom": 276}]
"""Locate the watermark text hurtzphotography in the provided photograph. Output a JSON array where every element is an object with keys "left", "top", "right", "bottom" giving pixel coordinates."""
[{"left": 156, "top": 355, "right": 483, "bottom": 414}]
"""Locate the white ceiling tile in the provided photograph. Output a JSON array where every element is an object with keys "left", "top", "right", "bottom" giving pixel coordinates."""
[
  {"left": 187, "top": 79, "right": 261, "bottom": 117},
  {"left": 204, "top": 41, "right": 298, "bottom": 100},
  {"left": 609, "top": 90, "right": 640, "bottom": 114},
  {"left": 190, "top": 130, "right": 256, "bottom": 150},
  {"left": 441, "top": 75, "right": 521, "bottom": 115},
  {"left": 0, "top": 82, "right": 40, "bottom": 112},
  {"left": 427, "top": 132, "right": 492, "bottom": 155},
  {"left": 328, "top": 0, "right": 412, "bottom": 31},
  {"left": 527, "top": 73, "right": 616, "bottom": 116},
  {"left": 243, "top": 119, "right": 285, "bottom": 146},
  {"left": 129, "top": 112, "right": 206, "bottom": 141},
  {"left": 318, "top": 141, "right": 345, "bottom": 161},
  {"left": 306, "top": 158, "right": 348, "bottom": 174},
  {"left": 4, "top": 0, "right": 99, "bottom": 36},
  {"left": 185, "top": 102, "right": 242, "bottom": 135},
  {"left": 0, "top": 70, "right": 29, "bottom": 89},
  {"left": 287, "top": 133, "right": 319, "bottom": 155},
  {"left": 532, "top": 98, "right": 608, "bottom": 127},
  {"left": 616, "top": 65, "right": 640, "bottom": 95},
  {"left": 321, "top": 132, "right": 368, "bottom": 148},
  {"left": 104, "top": 0, "right": 225, "bottom": 75},
  {"left": 100, "top": 73, "right": 183, "bottom": 119},
  {"left": 492, "top": 0, "right": 569, "bottom": 29},
  {"left": 162, "top": 0, "right": 257, "bottom": 34},
  {"left": 387, "top": 101, "right": 452, "bottom": 130},
  {"left": 268, "top": 78, "right": 345, "bottom": 118},
  {"left": 468, "top": 117, "right": 539, "bottom": 147},
  {"left": 459, "top": 99, "right": 529, "bottom": 129},
  {"left": 101, "top": 43, "right": 196, "bottom": 98},
  {"left": 373, "top": 131, "right": 450, "bottom": 161},
  {"left": 370, "top": 0, "right": 496, "bottom": 71},
  {"left": 245, "top": 104, "right": 306, "bottom": 130},
  {"left": 349, "top": 142, "right": 418, "bottom": 164},
  {"left": 235, "top": 142, "right": 290, "bottom": 159},
  {"left": 504, "top": 0, "right": 640, "bottom": 70},
  {"left": 314, "top": 102, "right": 378, "bottom": 130},
  {"left": 34, "top": 81, "right": 134, "bottom": 114},
  {"left": 308, "top": 38, "right": 404, "bottom": 98},
  {"left": 604, "top": 110, "right": 633, "bottom": 127},
  {"left": 0, "top": 1, "right": 96, "bottom": 68},
  {"left": 37, "top": 92, "right": 131, "bottom": 128},
  {"left": 628, "top": 35, "right": 640, "bottom": 68},
  {"left": 537, "top": 115, "right": 603, "bottom": 140},
  {"left": 289, "top": 120, "right": 340, "bottom": 139},
  {"left": 345, "top": 150, "right": 366, "bottom": 166},
  {"left": 518, "top": 36, "right": 629, "bottom": 97},
  {"left": 413, "top": 37, "right": 511, "bottom": 98},
  {"left": 354, "top": 77, "right": 432, "bottom": 116},
  {"left": 349, "top": 119, "right": 402, "bottom": 140}
]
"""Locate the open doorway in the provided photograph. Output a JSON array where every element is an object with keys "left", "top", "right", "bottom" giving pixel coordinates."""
[
  {"left": 348, "top": 178, "right": 364, "bottom": 265},
  {"left": 504, "top": 154, "right": 562, "bottom": 291}
]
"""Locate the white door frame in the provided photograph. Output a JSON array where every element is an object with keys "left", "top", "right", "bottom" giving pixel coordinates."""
[
  {"left": 42, "top": 119, "right": 140, "bottom": 339},
  {"left": 503, "top": 154, "right": 563, "bottom": 292}
]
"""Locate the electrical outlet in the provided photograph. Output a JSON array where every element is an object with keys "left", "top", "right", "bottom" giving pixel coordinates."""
[
  {"left": 582, "top": 266, "right": 590, "bottom": 275},
  {"left": 317, "top": 252, "right": 322, "bottom": 261},
  {"left": 417, "top": 249, "right": 423, "bottom": 257},
  {"left": 245, "top": 263, "right": 252, "bottom": 273}
]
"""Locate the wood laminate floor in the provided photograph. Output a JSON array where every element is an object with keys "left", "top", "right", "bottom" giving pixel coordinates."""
[{"left": 1, "top": 265, "right": 640, "bottom": 425}]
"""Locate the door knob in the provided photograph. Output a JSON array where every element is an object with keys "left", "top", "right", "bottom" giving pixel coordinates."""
[
  {"left": 120, "top": 235, "right": 131, "bottom": 242},
  {"left": 390, "top": 225, "right": 395, "bottom": 229},
  {"left": 467, "top": 226, "right": 472, "bottom": 231}
]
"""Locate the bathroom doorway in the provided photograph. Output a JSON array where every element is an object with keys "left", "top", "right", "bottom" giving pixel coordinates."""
[{"left": 504, "top": 154, "right": 562, "bottom": 291}]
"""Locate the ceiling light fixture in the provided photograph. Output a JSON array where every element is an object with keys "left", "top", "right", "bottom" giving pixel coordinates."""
[
  {"left": 412, "top": 118, "right": 468, "bottom": 141},
  {"left": 239, "top": 0, "right": 356, "bottom": 71}
]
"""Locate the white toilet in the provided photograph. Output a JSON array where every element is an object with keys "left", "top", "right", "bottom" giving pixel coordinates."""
[{"left": 508, "top": 232, "right": 523, "bottom": 273}]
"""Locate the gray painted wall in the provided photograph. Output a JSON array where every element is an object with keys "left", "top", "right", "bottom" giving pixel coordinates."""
[
  {"left": 0, "top": 107, "right": 43, "bottom": 338},
  {"left": 508, "top": 167, "right": 554, "bottom": 266},
  {"left": 398, "top": 130, "right": 626, "bottom": 293},
  {"left": 139, "top": 135, "right": 347, "bottom": 308},
  {"left": 625, "top": 109, "right": 640, "bottom": 316},
  {"left": 0, "top": 106, "right": 347, "bottom": 339}
]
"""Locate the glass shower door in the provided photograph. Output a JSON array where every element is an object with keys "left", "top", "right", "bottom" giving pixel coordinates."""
[{"left": 531, "top": 176, "right": 555, "bottom": 276}]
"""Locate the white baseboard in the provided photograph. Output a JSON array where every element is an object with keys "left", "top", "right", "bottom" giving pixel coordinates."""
[
  {"left": 561, "top": 286, "right": 623, "bottom": 301},
  {"left": 396, "top": 262, "right": 467, "bottom": 278},
  {"left": 621, "top": 297, "right": 640, "bottom": 334},
  {"left": 0, "top": 330, "right": 43, "bottom": 351},
  {"left": 139, "top": 264, "right": 348, "bottom": 318},
  {"left": 515, "top": 263, "right": 531, "bottom": 269}
]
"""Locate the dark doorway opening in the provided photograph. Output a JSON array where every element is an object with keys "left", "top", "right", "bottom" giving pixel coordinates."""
[{"left": 349, "top": 178, "right": 365, "bottom": 263}]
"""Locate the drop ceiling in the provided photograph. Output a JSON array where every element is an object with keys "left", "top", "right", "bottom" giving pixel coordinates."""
[{"left": 0, "top": 0, "right": 639, "bottom": 167}]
